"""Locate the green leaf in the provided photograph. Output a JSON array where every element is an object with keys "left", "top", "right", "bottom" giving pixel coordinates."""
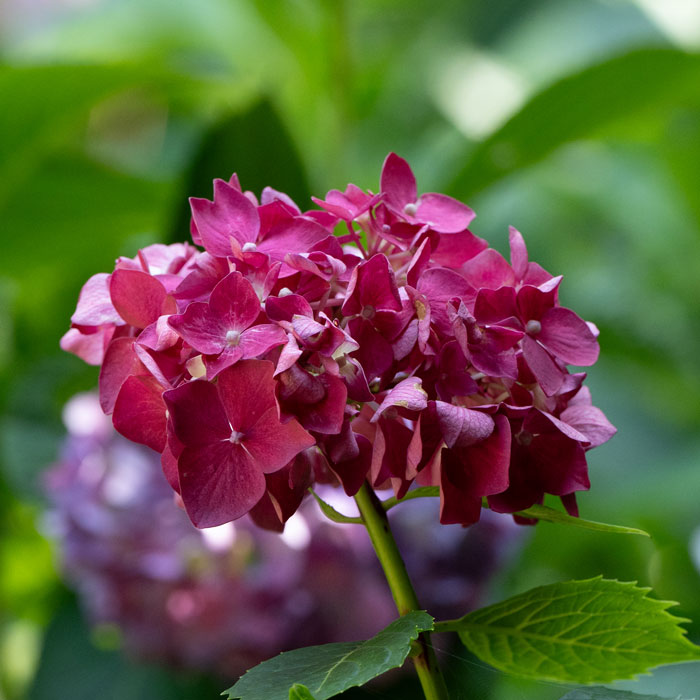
[
  {"left": 450, "top": 49, "right": 700, "bottom": 198},
  {"left": 558, "top": 689, "right": 687, "bottom": 700},
  {"left": 514, "top": 504, "right": 650, "bottom": 537},
  {"left": 288, "top": 685, "right": 316, "bottom": 700},
  {"left": 223, "top": 611, "right": 434, "bottom": 700},
  {"left": 381, "top": 486, "right": 440, "bottom": 511},
  {"left": 309, "top": 489, "right": 362, "bottom": 524},
  {"left": 453, "top": 577, "right": 700, "bottom": 684}
]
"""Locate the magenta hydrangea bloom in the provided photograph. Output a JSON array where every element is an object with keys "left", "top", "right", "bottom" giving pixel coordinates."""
[{"left": 63, "top": 153, "right": 615, "bottom": 529}]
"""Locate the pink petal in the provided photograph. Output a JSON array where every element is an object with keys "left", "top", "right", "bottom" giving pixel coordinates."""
[
  {"left": 208, "top": 271, "right": 261, "bottom": 327},
  {"left": 460, "top": 248, "right": 515, "bottom": 291},
  {"left": 162, "top": 379, "right": 230, "bottom": 446},
  {"left": 430, "top": 401, "right": 494, "bottom": 448},
  {"left": 371, "top": 377, "right": 428, "bottom": 422},
  {"left": 560, "top": 403, "right": 616, "bottom": 448},
  {"left": 257, "top": 218, "right": 331, "bottom": 262},
  {"left": 216, "top": 360, "right": 279, "bottom": 433},
  {"left": 474, "top": 286, "right": 517, "bottom": 324},
  {"left": 189, "top": 180, "right": 259, "bottom": 256},
  {"left": 70, "top": 273, "right": 123, "bottom": 326},
  {"left": 380, "top": 152, "right": 417, "bottom": 211},
  {"left": 521, "top": 335, "right": 565, "bottom": 396},
  {"left": 110, "top": 269, "right": 175, "bottom": 329},
  {"left": 60, "top": 325, "right": 115, "bottom": 366},
  {"left": 416, "top": 193, "right": 476, "bottom": 233},
  {"left": 245, "top": 406, "right": 315, "bottom": 473},
  {"left": 539, "top": 306, "right": 600, "bottom": 366},
  {"left": 508, "top": 226, "right": 529, "bottom": 281},
  {"left": 178, "top": 441, "right": 266, "bottom": 527},
  {"left": 238, "top": 324, "right": 287, "bottom": 358},
  {"left": 98, "top": 337, "right": 144, "bottom": 414},
  {"left": 342, "top": 254, "right": 402, "bottom": 316},
  {"left": 431, "top": 229, "right": 487, "bottom": 267},
  {"left": 112, "top": 374, "right": 167, "bottom": 452}
]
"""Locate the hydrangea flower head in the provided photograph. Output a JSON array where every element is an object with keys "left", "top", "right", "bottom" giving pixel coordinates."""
[{"left": 63, "top": 153, "right": 615, "bottom": 529}]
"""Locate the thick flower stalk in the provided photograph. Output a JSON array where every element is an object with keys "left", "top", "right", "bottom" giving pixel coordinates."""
[{"left": 62, "top": 153, "right": 615, "bottom": 532}]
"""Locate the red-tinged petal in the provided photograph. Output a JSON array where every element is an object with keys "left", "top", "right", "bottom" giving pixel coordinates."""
[
  {"left": 342, "top": 254, "right": 402, "bottom": 316},
  {"left": 257, "top": 218, "right": 331, "bottom": 261},
  {"left": 474, "top": 286, "right": 517, "bottom": 324},
  {"left": 178, "top": 441, "right": 266, "bottom": 527},
  {"left": 265, "top": 294, "right": 313, "bottom": 323},
  {"left": 431, "top": 229, "right": 488, "bottom": 267},
  {"left": 60, "top": 325, "right": 115, "bottom": 365},
  {"left": 435, "top": 341, "right": 478, "bottom": 401},
  {"left": 214, "top": 360, "right": 279, "bottom": 433},
  {"left": 99, "top": 337, "right": 145, "bottom": 414},
  {"left": 70, "top": 273, "right": 123, "bottom": 326},
  {"left": 189, "top": 181, "right": 259, "bottom": 256},
  {"left": 530, "top": 432, "right": 590, "bottom": 495},
  {"left": 406, "top": 237, "right": 432, "bottom": 287},
  {"left": 439, "top": 414, "right": 511, "bottom": 525},
  {"left": 539, "top": 306, "right": 600, "bottom": 366},
  {"left": 380, "top": 152, "right": 417, "bottom": 210},
  {"left": 430, "top": 401, "right": 494, "bottom": 448},
  {"left": 274, "top": 335, "right": 303, "bottom": 376},
  {"left": 112, "top": 375, "right": 167, "bottom": 452},
  {"left": 238, "top": 324, "right": 287, "bottom": 358},
  {"left": 516, "top": 283, "right": 557, "bottom": 323},
  {"left": 416, "top": 193, "right": 476, "bottom": 234},
  {"left": 508, "top": 226, "right": 529, "bottom": 281},
  {"left": 460, "top": 248, "right": 515, "bottom": 291},
  {"left": 371, "top": 377, "right": 428, "bottom": 422},
  {"left": 244, "top": 406, "right": 315, "bottom": 473},
  {"left": 561, "top": 492, "right": 579, "bottom": 517},
  {"left": 203, "top": 345, "right": 244, "bottom": 379},
  {"left": 417, "top": 267, "right": 475, "bottom": 335},
  {"left": 162, "top": 379, "right": 230, "bottom": 447},
  {"left": 168, "top": 302, "right": 225, "bottom": 355},
  {"left": 521, "top": 335, "right": 565, "bottom": 396},
  {"left": 560, "top": 403, "right": 616, "bottom": 448},
  {"left": 328, "top": 434, "right": 372, "bottom": 496},
  {"left": 439, "top": 452, "right": 482, "bottom": 526},
  {"left": 208, "top": 271, "right": 261, "bottom": 327},
  {"left": 137, "top": 317, "right": 180, "bottom": 352},
  {"left": 347, "top": 318, "right": 394, "bottom": 380},
  {"left": 110, "top": 269, "right": 175, "bottom": 329},
  {"left": 470, "top": 343, "right": 518, "bottom": 380}
]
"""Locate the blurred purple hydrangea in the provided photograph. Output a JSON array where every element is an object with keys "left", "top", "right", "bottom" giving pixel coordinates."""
[{"left": 44, "top": 393, "right": 524, "bottom": 678}]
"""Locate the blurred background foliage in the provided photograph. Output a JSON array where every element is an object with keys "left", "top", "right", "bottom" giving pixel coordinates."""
[{"left": 1, "top": 0, "right": 700, "bottom": 698}]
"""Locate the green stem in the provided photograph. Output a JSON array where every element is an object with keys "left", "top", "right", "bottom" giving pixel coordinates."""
[{"left": 354, "top": 482, "right": 450, "bottom": 700}]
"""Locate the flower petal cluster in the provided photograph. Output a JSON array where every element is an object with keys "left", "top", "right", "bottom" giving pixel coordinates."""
[
  {"left": 63, "top": 154, "right": 616, "bottom": 529},
  {"left": 45, "top": 393, "right": 521, "bottom": 675}
]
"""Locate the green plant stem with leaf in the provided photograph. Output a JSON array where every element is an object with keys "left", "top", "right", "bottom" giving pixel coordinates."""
[{"left": 353, "top": 482, "right": 449, "bottom": 700}]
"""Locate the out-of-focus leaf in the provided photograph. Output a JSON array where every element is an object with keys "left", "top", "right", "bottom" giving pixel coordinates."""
[
  {"left": 224, "top": 611, "right": 434, "bottom": 700},
  {"left": 450, "top": 49, "right": 700, "bottom": 198},
  {"left": 513, "top": 504, "right": 649, "bottom": 537},
  {"left": 558, "top": 689, "right": 687, "bottom": 700},
  {"left": 0, "top": 63, "right": 202, "bottom": 207},
  {"left": 29, "top": 599, "right": 219, "bottom": 700},
  {"left": 453, "top": 578, "right": 700, "bottom": 684},
  {"left": 167, "top": 99, "right": 311, "bottom": 242}
]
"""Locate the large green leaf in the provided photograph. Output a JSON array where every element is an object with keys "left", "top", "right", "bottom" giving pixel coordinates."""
[
  {"left": 449, "top": 49, "right": 700, "bottom": 198},
  {"left": 559, "top": 689, "right": 686, "bottom": 700},
  {"left": 224, "top": 611, "right": 434, "bottom": 700},
  {"left": 452, "top": 578, "right": 700, "bottom": 684}
]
